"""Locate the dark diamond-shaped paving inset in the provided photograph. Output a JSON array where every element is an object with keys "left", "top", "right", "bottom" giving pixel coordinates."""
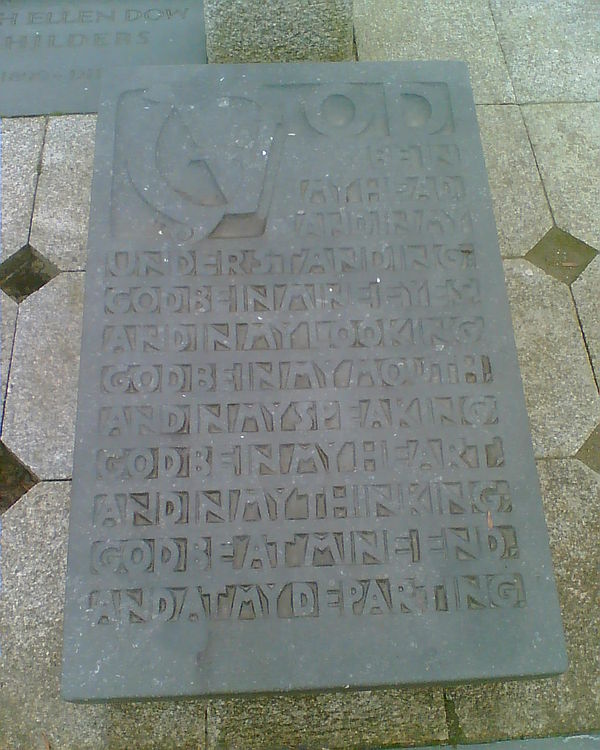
[
  {"left": 0, "top": 245, "right": 60, "bottom": 303},
  {"left": 576, "top": 424, "right": 600, "bottom": 474},
  {"left": 0, "top": 441, "right": 38, "bottom": 513},
  {"left": 526, "top": 227, "right": 598, "bottom": 286}
]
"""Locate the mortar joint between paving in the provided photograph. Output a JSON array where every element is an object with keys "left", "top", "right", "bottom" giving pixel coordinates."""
[
  {"left": 443, "top": 691, "right": 465, "bottom": 746},
  {"left": 570, "top": 287, "right": 600, "bottom": 393},
  {"left": 27, "top": 116, "right": 49, "bottom": 244},
  {"left": 486, "top": 0, "right": 517, "bottom": 104},
  {"left": 518, "top": 107, "right": 555, "bottom": 224},
  {"left": 0, "top": 305, "right": 18, "bottom": 433}
]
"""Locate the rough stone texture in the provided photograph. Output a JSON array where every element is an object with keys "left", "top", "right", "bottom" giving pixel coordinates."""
[
  {"left": 0, "top": 482, "right": 209, "bottom": 750},
  {"left": 204, "top": 0, "right": 353, "bottom": 63},
  {"left": 353, "top": 0, "right": 514, "bottom": 104},
  {"left": 490, "top": 0, "right": 600, "bottom": 103},
  {"left": 476, "top": 105, "right": 552, "bottom": 258},
  {"left": 503, "top": 260, "right": 600, "bottom": 457},
  {"left": 29, "top": 116, "right": 96, "bottom": 271},
  {"left": 2, "top": 273, "right": 84, "bottom": 479},
  {"left": 0, "top": 482, "right": 108, "bottom": 749},
  {"left": 1, "top": 116, "right": 46, "bottom": 260},
  {"left": 447, "top": 459, "right": 600, "bottom": 741},
  {"left": 207, "top": 689, "right": 448, "bottom": 749},
  {"left": 522, "top": 104, "right": 600, "bottom": 252},
  {"left": 104, "top": 703, "right": 208, "bottom": 750},
  {"left": 1, "top": 288, "right": 17, "bottom": 422},
  {"left": 573, "top": 255, "right": 600, "bottom": 386}
]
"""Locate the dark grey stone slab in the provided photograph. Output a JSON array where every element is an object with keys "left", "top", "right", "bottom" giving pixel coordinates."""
[
  {"left": 0, "top": 1, "right": 206, "bottom": 116},
  {"left": 62, "top": 62, "right": 567, "bottom": 701}
]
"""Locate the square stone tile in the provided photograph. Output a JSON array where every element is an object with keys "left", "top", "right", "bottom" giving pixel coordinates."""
[
  {"left": 522, "top": 104, "right": 600, "bottom": 251},
  {"left": 1, "top": 288, "right": 17, "bottom": 423},
  {"left": 0, "top": 481, "right": 209, "bottom": 749},
  {"left": 0, "top": 244, "right": 60, "bottom": 303},
  {"left": 446, "top": 458, "right": 600, "bottom": 741},
  {"left": 476, "top": 105, "right": 552, "bottom": 257},
  {"left": 1, "top": 116, "right": 46, "bottom": 260},
  {"left": 29, "top": 116, "right": 96, "bottom": 271},
  {"left": 526, "top": 227, "right": 598, "bottom": 287},
  {"left": 490, "top": 0, "right": 600, "bottom": 103},
  {"left": 503, "top": 259, "right": 600, "bottom": 457},
  {"left": 207, "top": 689, "right": 448, "bottom": 749},
  {"left": 354, "top": 0, "right": 515, "bottom": 104},
  {"left": 2, "top": 272, "right": 84, "bottom": 479},
  {"left": 573, "top": 255, "right": 600, "bottom": 385}
]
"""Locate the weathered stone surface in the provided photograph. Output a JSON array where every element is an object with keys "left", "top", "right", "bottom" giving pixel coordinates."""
[
  {"left": 0, "top": 2, "right": 207, "bottom": 117},
  {"left": 503, "top": 260, "right": 600, "bottom": 457},
  {"left": 476, "top": 105, "right": 552, "bottom": 258},
  {"left": 1, "top": 116, "right": 46, "bottom": 260},
  {"left": 64, "top": 61, "right": 565, "bottom": 701},
  {"left": 29, "top": 116, "right": 95, "bottom": 271},
  {"left": 105, "top": 703, "right": 208, "bottom": 750},
  {"left": 573, "top": 255, "right": 600, "bottom": 385},
  {"left": 204, "top": 0, "right": 353, "bottom": 63},
  {"left": 0, "top": 482, "right": 108, "bottom": 749},
  {"left": 490, "top": 0, "right": 600, "bottom": 102},
  {"left": 2, "top": 273, "right": 83, "bottom": 479},
  {"left": 354, "top": 0, "right": 514, "bottom": 104},
  {"left": 447, "top": 459, "right": 600, "bottom": 741},
  {"left": 522, "top": 104, "right": 600, "bottom": 251},
  {"left": 1, "top": 288, "right": 17, "bottom": 420},
  {"left": 207, "top": 689, "right": 448, "bottom": 749},
  {"left": 0, "top": 481, "right": 209, "bottom": 749}
]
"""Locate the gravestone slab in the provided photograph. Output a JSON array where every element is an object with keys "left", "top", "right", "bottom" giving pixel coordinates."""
[
  {"left": 0, "top": 1, "right": 206, "bottom": 116},
  {"left": 62, "top": 62, "right": 567, "bottom": 701}
]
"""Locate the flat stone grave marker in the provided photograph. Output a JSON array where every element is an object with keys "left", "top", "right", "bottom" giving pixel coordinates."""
[
  {"left": 62, "top": 62, "right": 567, "bottom": 701},
  {"left": 0, "top": 1, "right": 206, "bottom": 116}
]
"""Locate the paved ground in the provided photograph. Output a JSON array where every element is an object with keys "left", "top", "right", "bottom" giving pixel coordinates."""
[{"left": 0, "top": 1, "right": 599, "bottom": 748}]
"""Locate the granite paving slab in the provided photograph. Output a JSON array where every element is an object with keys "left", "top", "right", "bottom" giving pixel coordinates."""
[
  {"left": 571, "top": 256, "right": 600, "bottom": 389},
  {"left": 522, "top": 104, "right": 600, "bottom": 251},
  {"left": 0, "top": 116, "right": 46, "bottom": 260},
  {"left": 0, "top": 1, "right": 207, "bottom": 116},
  {"left": 63, "top": 61, "right": 565, "bottom": 702},
  {"left": 29, "top": 115, "right": 95, "bottom": 270},
  {"left": 207, "top": 688, "right": 447, "bottom": 748},
  {"left": 0, "top": 481, "right": 209, "bottom": 749},
  {"left": 503, "top": 260, "right": 600, "bottom": 457},
  {"left": 353, "top": 0, "right": 515, "bottom": 104},
  {"left": 2, "top": 272, "right": 84, "bottom": 479},
  {"left": 490, "top": 0, "right": 600, "bottom": 103},
  {"left": 476, "top": 105, "right": 552, "bottom": 258},
  {"left": 446, "top": 459, "right": 600, "bottom": 741},
  {"left": 0, "top": 482, "right": 109, "bottom": 749},
  {"left": 204, "top": 0, "right": 353, "bottom": 63}
]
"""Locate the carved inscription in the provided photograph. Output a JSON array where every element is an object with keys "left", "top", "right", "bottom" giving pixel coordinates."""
[
  {"left": 88, "top": 76, "right": 525, "bottom": 625},
  {"left": 0, "top": 2, "right": 206, "bottom": 116},
  {"left": 63, "top": 64, "right": 567, "bottom": 699}
]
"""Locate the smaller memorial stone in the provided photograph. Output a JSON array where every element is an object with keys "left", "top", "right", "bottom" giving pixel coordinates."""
[
  {"left": 0, "top": 1, "right": 206, "bottom": 116},
  {"left": 62, "top": 62, "right": 567, "bottom": 701}
]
